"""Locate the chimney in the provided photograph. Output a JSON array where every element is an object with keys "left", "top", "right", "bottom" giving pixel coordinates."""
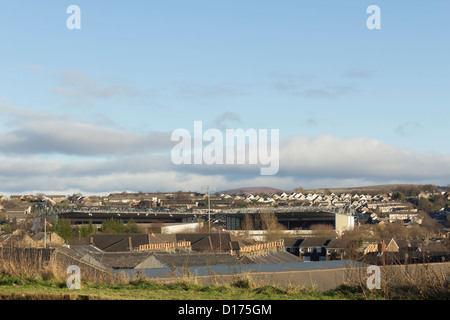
[
  {"left": 89, "top": 236, "right": 93, "bottom": 245},
  {"left": 128, "top": 237, "right": 133, "bottom": 251},
  {"left": 378, "top": 240, "right": 386, "bottom": 253}
]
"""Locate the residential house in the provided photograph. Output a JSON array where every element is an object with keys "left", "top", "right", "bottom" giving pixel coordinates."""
[
  {"left": 47, "top": 195, "right": 67, "bottom": 202},
  {"left": 298, "top": 237, "right": 331, "bottom": 261},
  {"left": 395, "top": 239, "right": 424, "bottom": 254},
  {"left": 282, "top": 237, "right": 305, "bottom": 256},
  {"left": 5, "top": 203, "right": 32, "bottom": 222},
  {"left": 387, "top": 212, "right": 419, "bottom": 223},
  {"left": 325, "top": 238, "right": 357, "bottom": 260},
  {"left": 9, "top": 195, "right": 24, "bottom": 202}
]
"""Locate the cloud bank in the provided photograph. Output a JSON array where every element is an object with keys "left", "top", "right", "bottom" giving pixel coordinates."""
[{"left": 0, "top": 106, "right": 449, "bottom": 195}]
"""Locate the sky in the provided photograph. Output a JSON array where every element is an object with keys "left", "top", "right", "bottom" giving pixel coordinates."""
[{"left": 0, "top": 1, "right": 449, "bottom": 195}]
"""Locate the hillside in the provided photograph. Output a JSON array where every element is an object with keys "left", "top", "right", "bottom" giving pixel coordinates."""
[
  {"left": 220, "top": 184, "right": 442, "bottom": 196},
  {"left": 220, "top": 187, "right": 285, "bottom": 195}
]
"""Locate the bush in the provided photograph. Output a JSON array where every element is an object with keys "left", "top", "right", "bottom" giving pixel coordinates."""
[
  {"left": 49, "top": 218, "right": 73, "bottom": 243},
  {"left": 100, "top": 218, "right": 125, "bottom": 234},
  {"left": 77, "top": 221, "right": 96, "bottom": 239}
]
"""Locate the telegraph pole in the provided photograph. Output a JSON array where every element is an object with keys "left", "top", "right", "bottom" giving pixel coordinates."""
[
  {"left": 202, "top": 186, "right": 215, "bottom": 233},
  {"left": 44, "top": 218, "right": 47, "bottom": 249}
]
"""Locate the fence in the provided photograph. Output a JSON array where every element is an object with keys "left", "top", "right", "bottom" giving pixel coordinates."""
[
  {"left": 138, "top": 241, "right": 191, "bottom": 252},
  {"left": 236, "top": 240, "right": 285, "bottom": 258}
]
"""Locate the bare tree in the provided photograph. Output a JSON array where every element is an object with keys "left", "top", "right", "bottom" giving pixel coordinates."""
[
  {"left": 310, "top": 223, "right": 335, "bottom": 237},
  {"left": 258, "top": 211, "right": 286, "bottom": 242},
  {"left": 240, "top": 214, "right": 254, "bottom": 231}
]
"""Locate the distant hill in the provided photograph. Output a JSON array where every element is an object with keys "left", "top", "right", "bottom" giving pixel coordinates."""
[
  {"left": 303, "top": 184, "right": 437, "bottom": 194},
  {"left": 220, "top": 187, "right": 285, "bottom": 195},
  {"left": 219, "top": 184, "right": 443, "bottom": 196}
]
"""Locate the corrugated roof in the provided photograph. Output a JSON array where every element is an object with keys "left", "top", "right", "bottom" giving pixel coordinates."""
[
  {"left": 152, "top": 252, "right": 241, "bottom": 268},
  {"left": 90, "top": 251, "right": 154, "bottom": 269},
  {"left": 114, "top": 260, "right": 368, "bottom": 279},
  {"left": 240, "top": 251, "right": 302, "bottom": 264},
  {"left": 81, "top": 234, "right": 159, "bottom": 252},
  {"left": 175, "top": 233, "right": 248, "bottom": 252}
]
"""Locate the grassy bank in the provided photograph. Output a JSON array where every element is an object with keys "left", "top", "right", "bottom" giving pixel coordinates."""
[
  {"left": 0, "top": 273, "right": 340, "bottom": 300},
  {"left": 0, "top": 248, "right": 447, "bottom": 300},
  {"left": 0, "top": 272, "right": 447, "bottom": 300}
]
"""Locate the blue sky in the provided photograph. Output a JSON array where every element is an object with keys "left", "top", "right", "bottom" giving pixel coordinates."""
[{"left": 0, "top": 1, "right": 449, "bottom": 194}]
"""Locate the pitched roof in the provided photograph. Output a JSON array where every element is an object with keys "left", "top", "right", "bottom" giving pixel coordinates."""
[
  {"left": 298, "top": 237, "right": 332, "bottom": 248},
  {"left": 0, "top": 233, "right": 22, "bottom": 246},
  {"left": 81, "top": 234, "right": 175, "bottom": 252},
  {"left": 240, "top": 251, "right": 303, "bottom": 264},
  {"left": 86, "top": 251, "right": 241, "bottom": 269},
  {"left": 282, "top": 237, "right": 305, "bottom": 247},
  {"left": 152, "top": 252, "right": 240, "bottom": 268},
  {"left": 175, "top": 233, "right": 250, "bottom": 252},
  {"left": 90, "top": 251, "right": 155, "bottom": 269},
  {"left": 326, "top": 238, "right": 356, "bottom": 249}
]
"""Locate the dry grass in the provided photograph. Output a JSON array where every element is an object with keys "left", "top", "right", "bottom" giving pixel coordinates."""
[
  {"left": 0, "top": 247, "right": 447, "bottom": 300},
  {"left": 0, "top": 248, "right": 128, "bottom": 286},
  {"left": 345, "top": 259, "right": 449, "bottom": 299}
]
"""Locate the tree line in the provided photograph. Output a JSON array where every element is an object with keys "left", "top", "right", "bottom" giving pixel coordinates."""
[{"left": 47, "top": 217, "right": 140, "bottom": 244}]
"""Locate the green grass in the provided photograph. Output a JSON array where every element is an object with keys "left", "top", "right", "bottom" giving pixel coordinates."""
[
  {"left": 0, "top": 273, "right": 349, "bottom": 300},
  {"left": 0, "top": 273, "right": 447, "bottom": 300}
]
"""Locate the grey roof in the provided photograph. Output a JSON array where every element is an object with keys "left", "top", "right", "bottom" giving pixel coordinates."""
[
  {"left": 90, "top": 251, "right": 154, "bottom": 269},
  {"left": 80, "top": 233, "right": 174, "bottom": 252},
  {"left": 240, "top": 251, "right": 303, "bottom": 264},
  {"left": 282, "top": 237, "right": 305, "bottom": 247},
  {"left": 152, "top": 252, "right": 241, "bottom": 268},
  {"left": 0, "top": 233, "right": 20, "bottom": 245},
  {"left": 175, "top": 233, "right": 251, "bottom": 252},
  {"left": 114, "top": 260, "right": 368, "bottom": 279},
  {"left": 298, "top": 237, "right": 332, "bottom": 248},
  {"left": 86, "top": 251, "right": 242, "bottom": 269},
  {"left": 55, "top": 245, "right": 103, "bottom": 259},
  {"left": 326, "top": 238, "right": 356, "bottom": 249}
]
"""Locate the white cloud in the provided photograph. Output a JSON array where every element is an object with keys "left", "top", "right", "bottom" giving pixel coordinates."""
[
  {"left": 278, "top": 135, "right": 450, "bottom": 181},
  {"left": 0, "top": 107, "right": 448, "bottom": 195},
  {"left": 0, "top": 120, "right": 172, "bottom": 156}
]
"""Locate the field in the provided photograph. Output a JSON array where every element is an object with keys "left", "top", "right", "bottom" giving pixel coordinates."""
[
  {"left": 0, "top": 273, "right": 376, "bottom": 300},
  {"left": 0, "top": 247, "right": 448, "bottom": 301},
  {"left": 0, "top": 270, "right": 448, "bottom": 300}
]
